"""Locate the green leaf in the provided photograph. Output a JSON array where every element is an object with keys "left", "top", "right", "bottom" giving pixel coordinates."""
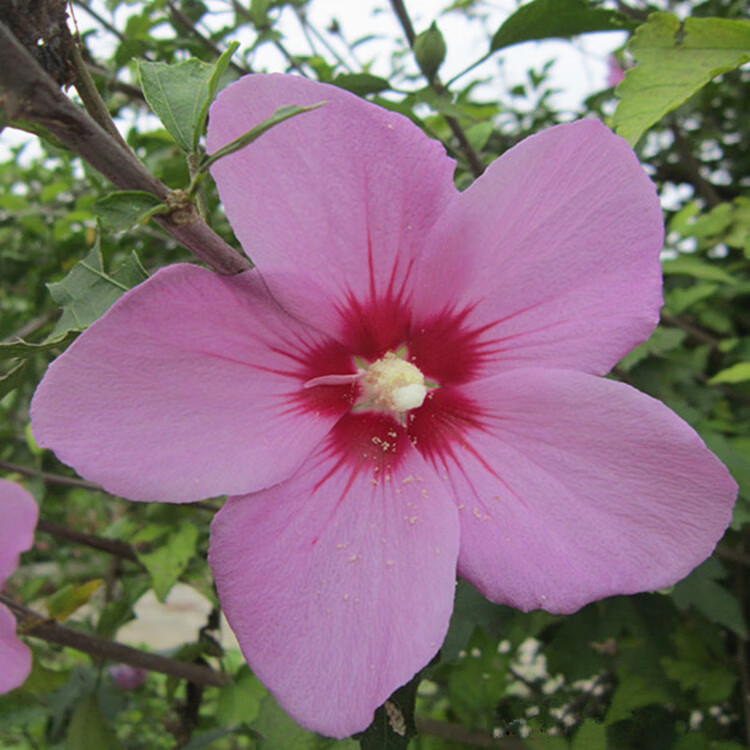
[
  {"left": 441, "top": 630, "right": 510, "bottom": 732},
  {"left": 666, "top": 282, "right": 718, "bottom": 314},
  {"left": 20, "top": 660, "right": 70, "bottom": 694},
  {"left": 216, "top": 666, "right": 267, "bottom": 727},
  {"left": 0, "top": 361, "right": 30, "bottom": 399},
  {"left": 332, "top": 73, "right": 390, "bottom": 96},
  {"left": 703, "top": 433, "right": 750, "bottom": 504},
  {"left": 0, "top": 331, "right": 77, "bottom": 362},
  {"left": 490, "top": 0, "right": 631, "bottom": 53},
  {"left": 709, "top": 362, "right": 750, "bottom": 385},
  {"left": 201, "top": 103, "right": 326, "bottom": 172},
  {"left": 181, "top": 728, "right": 237, "bottom": 750},
  {"left": 617, "top": 326, "right": 687, "bottom": 371},
  {"left": 46, "top": 580, "right": 103, "bottom": 622},
  {"left": 613, "top": 14, "right": 750, "bottom": 146},
  {"left": 136, "top": 522, "right": 199, "bottom": 602},
  {"left": 605, "top": 672, "right": 671, "bottom": 725},
  {"left": 47, "top": 243, "right": 148, "bottom": 337},
  {"left": 194, "top": 43, "right": 240, "bottom": 152},
  {"left": 572, "top": 719, "right": 606, "bottom": 750},
  {"left": 671, "top": 558, "right": 748, "bottom": 637},
  {"left": 357, "top": 672, "right": 421, "bottom": 750},
  {"left": 464, "top": 121, "right": 494, "bottom": 152},
  {"left": 93, "top": 190, "right": 164, "bottom": 231},
  {"left": 138, "top": 44, "right": 239, "bottom": 152},
  {"left": 526, "top": 738, "right": 568, "bottom": 750},
  {"left": 65, "top": 695, "right": 124, "bottom": 750},
  {"left": 661, "top": 256, "right": 736, "bottom": 284},
  {"left": 252, "top": 692, "right": 350, "bottom": 749},
  {"left": 661, "top": 656, "right": 736, "bottom": 704}
]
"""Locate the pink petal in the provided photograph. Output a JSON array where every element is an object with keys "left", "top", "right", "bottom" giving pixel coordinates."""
[
  {"left": 414, "top": 120, "right": 664, "bottom": 378},
  {"left": 0, "top": 479, "right": 38, "bottom": 583},
  {"left": 416, "top": 369, "right": 736, "bottom": 614},
  {"left": 209, "top": 415, "right": 459, "bottom": 738},
  {"left": 31, "top": 265, "right": 351, "bottom": 503},
  {"left": 206, "top": 74, "right": 456, "bottom": 338},
  {"left": 0, "top": 480, "right": 37, "bottom": 694},
  {"left": 0, "top": 605, "right": 31, "bottom": 694}
]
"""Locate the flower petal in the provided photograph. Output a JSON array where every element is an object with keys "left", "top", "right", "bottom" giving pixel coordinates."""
[
  {"left": 414, "top": 120, "right": 664, "bottom": 377},
  {"left": 206, "top": 74, "right": 456, "bottom": 337},
  {"left": 31, "top": 265, "right": 350, "bottom": 503},
  {"left": 209, "top": 416, "right": 459, "bottom": 738},
  {"left": 0, "top": 480, "right": 37, "bottom": 694},
  {"left": 0, "top": 605, "right": 31, "bottom": 694},
  {"left": 417, "top": 369, "right": 736, "bottom": 614},
  {"left": 0, "top": 479, "right": 38, "bottom": 583}
]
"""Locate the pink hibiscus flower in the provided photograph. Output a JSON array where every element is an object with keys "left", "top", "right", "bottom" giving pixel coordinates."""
[
  {"left": 0, "top": 479, "right": 38, "bottom": 694},
  {"left": 31, "top": 74, "right": 736, "bottom": 737}
]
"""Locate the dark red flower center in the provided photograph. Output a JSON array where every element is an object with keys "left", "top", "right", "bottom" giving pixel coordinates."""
[{"left": 298, "top": 294, "right": 488, "bottom": 481}]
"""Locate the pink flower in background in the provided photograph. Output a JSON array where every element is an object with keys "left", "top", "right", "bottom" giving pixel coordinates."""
[
  {"left": 0, "top": 479, "right": 38, "bottom": 694},
  {"left": 31, "top": 75, "right": 737, "bottom": 737},
  {"left": 607, "top": 55, "right": 626, "bottom": 88},
  {"left": 109, "top": 664, "right": 148, "bottom": 690}
]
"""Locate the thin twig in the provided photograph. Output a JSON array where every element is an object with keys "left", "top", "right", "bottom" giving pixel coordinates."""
[
  {"left": 1, "top": 595, "right": 231, "bottom": 687},
  {"left": 167, "top": 1, "right": 249, "bottom": 76},
  {"left": 614, "top": 0, "right": 649, "bottom": 22},
  {"left": 660, "top": 310, "right": 721, "bottom": 348},
  {"left": 1, "top": 311, "right": 57, "bottom": 343},
  {"left": 388, "top": 0, "right": 484, "bottom": 177},
  {"left": 36, "top": 519, "right": 141, "bottom": 564},
  {"left": 717, "top": 544, "right": 750, "bottom": 568},
  {"left": 0, "top": 459, "right": 223, "bottom": 512},
  {"left": 72, "top": 0, "right": 127, "bottom": 44},
  {"left": 0, "top": 459, "right": 103, "bottom": 491},
  {"left": 0, "top": 22, "right": 250, "bottom": 275},
  {"left": 230, "top": 0, "right": 305, "bottom": 74},
  {"left": 293, "top": 7, "right": 354, "bottom": 73},
  {"left": 734, "top": 532, "right": 750, "bottom": 747},
  {"left": 70, "top": 41, "right": 131, "bottom": 150},
  {"left": 389, "top": 0, "right": 416, "bottom": 45},
  {"left": 670, "top": 120, "right": 722, "bottom": 209},
  {"left": 85, "top": 62, "right": 147, "bottom": 102},
  {"left": 417, "top": 717, "right": 528, "bottom": 748}
]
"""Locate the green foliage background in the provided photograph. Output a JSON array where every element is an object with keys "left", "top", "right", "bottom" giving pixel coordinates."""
[{"left": 0, "top": 0, "right": 748, "bottom": 748}]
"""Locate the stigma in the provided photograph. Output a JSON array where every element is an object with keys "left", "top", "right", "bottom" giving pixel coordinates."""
[{"left": 360, "top": 352, "right": 427, "bottom": 414}]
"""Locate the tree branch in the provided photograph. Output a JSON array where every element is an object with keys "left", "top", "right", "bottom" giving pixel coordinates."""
[
  {"left": 166, "top": 1, "right": 249, "bottom": 76},
  {"left": 670, "top": 120, "right": 722, "bottom": 209},
  {"left": 0, "top": 21, "right": 250, "bottom": 275},
  {"left": 660, "top": 310, "right": 721, "bottom": 348},
  {"left": 36, "top": 519, "right": 141, "bottom": 564},
  {"left": 417, "top": 717, "right": 528, "bottom": 748},
  {"left": 388, "top": 0, "right": 485, "bottom": 177},
  {"left": 0, "top": 459, "right": 103, "bottom": 492},
  {"left": 2, "top": 595, "right": 231, "bottom": 687}
]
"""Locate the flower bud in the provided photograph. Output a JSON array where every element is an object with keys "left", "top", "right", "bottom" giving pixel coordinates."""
[{"left": 414, "top": 22, "right": 446, "bottom": 82}]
